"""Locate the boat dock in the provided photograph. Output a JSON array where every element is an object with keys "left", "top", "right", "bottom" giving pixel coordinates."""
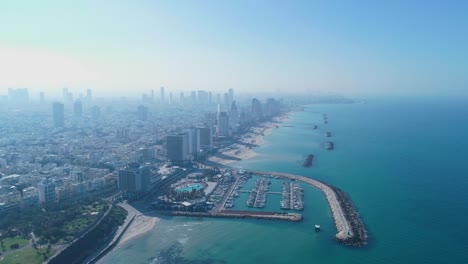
[{"left": 251, "top": 170, "right": 367, "bottom": 246}]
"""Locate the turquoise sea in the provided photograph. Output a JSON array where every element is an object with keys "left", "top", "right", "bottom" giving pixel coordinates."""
[{"left": 101, "top": 98, "right": 468, "bottom": 264}]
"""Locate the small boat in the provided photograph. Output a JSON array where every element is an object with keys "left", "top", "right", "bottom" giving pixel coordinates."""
[{"left": 315, "top": 224, "right": 321, "bottom": 231}]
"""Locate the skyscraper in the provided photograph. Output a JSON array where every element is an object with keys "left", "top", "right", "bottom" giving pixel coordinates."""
[
  {"left": 74, "top": 100, "right": 83, "bottom": 117},
  {"left": 86, "top": 89, "right": 93, "bottom": 101},
  {"left": 251, "top": 98, "right": 264, "bottom": 122},
  {"left": 137, "top": 105, "right": 148, "bottom": 121},
  {"left": 166, "top": 134, "right": 189, "bottom": 162},
  {"left": 197, "top": 127, "right": 213, "bottom": 149},
  {"left": 160, "top": 86, "right": 165, "bottom": 103},
  {"left": 39, "top": 92, "right": 45, "bottom": 103},
  {"left": 118, "top": 162, "right": 150, "bottom": 200},
  {"left": 228, "top": 88, "right": 234, "bottom": 105},
  {"left": 185, "top": 128, "right": 201, "bottom": 159},
  {"left": 217, "top": 111, "right": 230, "bottom": 137},
  {"left": 53, "top": 102, "right": 65, "bottom": 127}
]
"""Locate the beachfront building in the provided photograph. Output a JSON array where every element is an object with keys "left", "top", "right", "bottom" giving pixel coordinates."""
[
  {"left": 166, "top": 134, "right": 189, "bottom": 163},
  {"left": 118, "top": 162, "right": 150, "bottom": 200}
]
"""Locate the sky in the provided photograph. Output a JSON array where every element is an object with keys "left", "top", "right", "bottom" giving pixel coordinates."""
[{"left": 0, "top": 0, "right": 467, "bottom": 97}]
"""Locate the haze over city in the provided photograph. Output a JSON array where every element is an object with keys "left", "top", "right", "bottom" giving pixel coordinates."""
[
  {"left": 1, "top": 2, "right": 468, "bottom": 264},
  {"left": 1, "top": 0, "right": 467, "bottom": 97}
]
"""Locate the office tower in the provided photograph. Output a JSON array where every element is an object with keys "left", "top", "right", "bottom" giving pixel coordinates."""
[
  {"left": 118, "top": 162, "right": 150, "bottom": 199},
  {"left": 197, "top": 127, "right": 213, "bottom": 149},
  {"left": 185, "top": 128, "right": 201, "bottom": 159},
  {"left": 74, "top": 100, "right": 83, "bottom": 117},
  {"left": 251, "top": 98, "right": 264, "bottom": 122},
  {"left": 39, "top": 92, "right": 45, "bottom": 103},
  {"left": 180, "top": 92, "right": 185, "bottom": 103},
  {"left": 230, "top": 101, "right": 239, "bottom": 126},
  {"left": 216, "top": 93, "right": 221, "bottom": 104},
  {"left": 191, "top": 91, "right": 197, "bottom": 104},
  {"left": 265, "top": 98, "right": 280, "bottom": 118},
  {"left": 86, "top": 89, "right": 92, "bottom": 101},
  {"left": 91, "top": 105, "right": 101, "bottom": 119},
  {"left": 197, "top": 90, "right": 209, "bottom": 105},
  {"left": 37, "top": 179, "right": 56, "bottom": 203},
  {"left": 8, "top": 88, "right": 29, "bottom": 102},
  {"left": 52, "top": 102, "right": 65, "bottom": 127},
  {"left": 166, "top": 134, "right": 189, "bottom": 162},
  {"left": 137, "top": 105, "right": 148, "bottom": 121},
  {"left": 224, "top": 93, "right": 229, "bottom": 106},
  {"left": 228, "top": 88, "right": 234, "bottom": 105},
  {"left": 217, "top": 111, "right": 230, "bottom": 137},
  {"left": 151, "top": 89, "right": 155, "bottom": 101},
  {"left": 169, "top": 92, "right": 173, "bottom": 104},
  {"left": 160, "top": 86, "right": 165, "bottom": 103},
  {"left": 62, "top": 88, "right": 73, "bottom": 102},
  {"left": 208, "top": 92, "right": 212, "bottom": 105}
]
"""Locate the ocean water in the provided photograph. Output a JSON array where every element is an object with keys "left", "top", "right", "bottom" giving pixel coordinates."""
[{"left": 100, "top": 98, "right": 468, "bottom": 264}]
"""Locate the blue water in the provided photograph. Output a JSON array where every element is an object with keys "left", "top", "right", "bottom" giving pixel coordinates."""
[
  {"left": 176, "top": 183, "right": 204, "bottom": 193},
  {"left": 101, "top": 97, "right": 468, "bottom": 264}
]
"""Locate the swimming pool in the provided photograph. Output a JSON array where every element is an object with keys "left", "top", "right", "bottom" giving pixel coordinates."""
[{"left": 176, "top": 183, "right": 204, "bottom": 193}]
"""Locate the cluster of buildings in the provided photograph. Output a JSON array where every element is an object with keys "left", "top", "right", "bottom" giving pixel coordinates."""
[{"left": 0, "top": 86, "right": 285, "bottom": 210}]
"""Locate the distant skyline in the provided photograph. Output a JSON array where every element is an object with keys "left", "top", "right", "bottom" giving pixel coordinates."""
[{"left": 1, "top": 0, "right": 467, "bottom": 97}]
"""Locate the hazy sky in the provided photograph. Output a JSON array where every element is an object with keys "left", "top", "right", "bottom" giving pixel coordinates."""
[{"left": 0, "top": 0, "right": 467, "bottom": 97}]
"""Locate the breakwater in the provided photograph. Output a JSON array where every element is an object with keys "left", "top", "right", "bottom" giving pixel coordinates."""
[
  {"left": 252, "top": 171, "right": 367, "bottom": 247},
  {"left": 163, "top": 210, "right": 302, "bottom": 222},
  {"left": 303, "top": 154, "right": 314, "bottom": 167}
]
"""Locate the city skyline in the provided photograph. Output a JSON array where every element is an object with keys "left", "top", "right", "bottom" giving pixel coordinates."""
[{"left": 1, "top": 1, "right": 467, "bottom": 97}]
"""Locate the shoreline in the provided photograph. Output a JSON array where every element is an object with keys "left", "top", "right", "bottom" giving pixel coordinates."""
[{"left": 207, "top": 114, "right": 290, "bottom": 165}]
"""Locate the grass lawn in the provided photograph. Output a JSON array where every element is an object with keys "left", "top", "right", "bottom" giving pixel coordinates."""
[
  {"left": 0, "top": 247, "right": 56, "bottom": 264},
  {"left": 1, "top": 237, "right": 29, "bottom": 252}
]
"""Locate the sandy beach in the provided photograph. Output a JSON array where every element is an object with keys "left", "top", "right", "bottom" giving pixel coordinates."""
[
  {"left": 116, "top": 203, "right": 160, "bottom": 247},
  {"left": 207, "top": 114, "right": 289, "bottom": 165}
]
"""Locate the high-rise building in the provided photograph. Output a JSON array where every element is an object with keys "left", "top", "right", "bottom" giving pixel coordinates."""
[
  {"left": 160, "top": 86, "right": 165, "bottom": 103},
  {"left": 53, "top": 102, "right": 65, "bottom": 127},
  {"left": 74, "top": 100, "right": 83, "bottom": 117},
  {"left": 180, "top": 92, "right": 185, "bottom": 103},
  {"left": 251, "top": 98, "right": 264, "bottom": 122},
  {"left": 208, "top": 92, "right": 212, "bottom": 105},
  {"left": 117, "top": 127, "right": 129, "bottom": 140},
  {"left": 224, "top": 93, "right": 229, "bottom": 106},
  {"left": 62, "top": 88, "right": 73, "bottom": 102},
  {"left": 191, "top": 91, "right": 197, "bottom": 104},
  {"left": 217, "top": 112, "right": 230, "bottom": 137},
  {"left": 216, "top": 94, "right": 221, "bottom": 104},
  {"left": 91, "top": 105, "right": 101, "bottom": 119},
  {"left": 38, "top": 179, "right": 56, "bottom": 203},
  {"left": 166, "top": 134, "right": 189, "bottom": 162},
  {"left": 86, "top": 89, "right": 93, "bottom": 101},
  {"left": 118, "top": 163, "right": 150, "bottom": 199},
  {"left": 39, "top": 92, "right": 45, "bottom": 103},
  {"left": 185, "top": 128, "right": 201, "bottom": 159},
  {"left": 228, "top": 88, "right": 234, "bottom": 105},
  {"left": 197, "top": 127, "right": 213, "bottom": 149},
  {"left": 169, "top": 92, "right": 173, "bottom": 104},
  {"left": 230, "top": 101, "right": 239, "bottom": 126},
  {"left": 137, "top": 105, "right": 148, "bottom": 121},
  {"left": 197, "top": 90, "right": 209, "bottom": 105},
  {"left": 8, "top": 88, "right": 29, "bottom": 102},
  {"left": 264, "top": 98, "right": 280, "bottom": 118}
]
